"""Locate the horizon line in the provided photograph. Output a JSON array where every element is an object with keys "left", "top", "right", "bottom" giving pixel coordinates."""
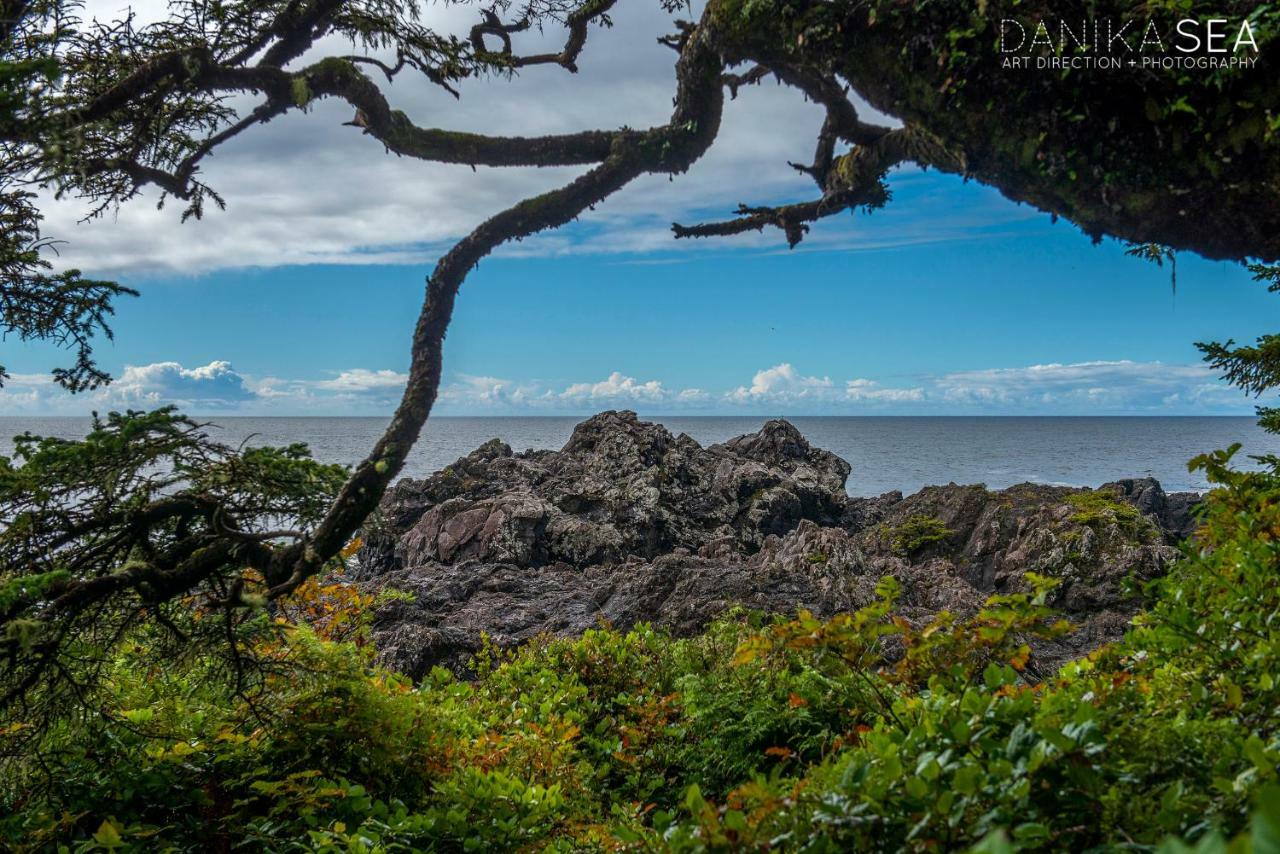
[{"left": 0, "top": 412, "right": 1262, "bottom": 420}]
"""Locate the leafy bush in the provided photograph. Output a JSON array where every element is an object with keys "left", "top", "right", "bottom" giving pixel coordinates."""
[
  {"left": 1065, "top": 490, "right": 1142, "bottom": 528},
  {"left": 888, "top": 514, "right": 953, "bottom": 556}
]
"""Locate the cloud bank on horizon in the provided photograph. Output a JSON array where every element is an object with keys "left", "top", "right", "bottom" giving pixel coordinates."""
[{"left": 0, "top": 359, "right": 1254, "bottom": 416}]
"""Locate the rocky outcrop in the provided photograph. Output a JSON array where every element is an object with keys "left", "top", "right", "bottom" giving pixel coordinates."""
[
  {"left": 358, "top": 411, "right": 850, "bottom": 577},
  {"left": 1101, "top": 477, "right": 1202, "bottom": 543},
  {"left": 358, "top": 411, "right": 1201, "bottom": 679}
]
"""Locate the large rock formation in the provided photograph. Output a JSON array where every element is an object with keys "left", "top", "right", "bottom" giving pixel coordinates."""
[
  {"left": 358, "top": 411, "right": 1199, "bottom": 678},
  {"left": 357, "top": 410, "right": 850, "bottom": 575}
]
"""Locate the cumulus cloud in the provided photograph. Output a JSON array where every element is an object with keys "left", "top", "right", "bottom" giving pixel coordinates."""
[
  {"left": 677, "top": 388, "right": 711, "bottom": 403},
  {"left": 561, "top": 372, "right": 668, "bottom": 403},
  {"left": 253, "top": 368, "right": 413, "bottom": 411},
  {"left": 719, "top": 365, "right": 924, "bottom": 410},
  {"left": 109, "top": 361, "right": 257, "bottom": 408},
  {"left": 311, "top": 369, "right": 408, "bottom": 393},
  {"left": 0, "top": 373, "right": 57, "bottom": 412},
  {"left": 845, "top": 378, "right": 926, "bottom": 403},
  {"left": 0, "top": 360, "right": 410, "bottom": 414},
  {"left": 726, "top": 363, "right": 834, "bottom": 404},
  {"left": 436, "top": 375, "right": 545, "bottom": 409},
  {"left": 0, "top": 361, "right": 255, "bottom": 413},
  {"left": 0, "top": 359, "right": 1256, "bottom": 415},
  {"left": 434, "top": 371, "right": 701, "bottom": 411}
]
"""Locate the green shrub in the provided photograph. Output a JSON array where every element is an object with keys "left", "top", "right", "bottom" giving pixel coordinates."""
[
  {"left": 889, "top": 514, "right": 953, "bottom": 555},
  {"left": 1065, "top": 490, "right": 1142, "bottom": 527}
]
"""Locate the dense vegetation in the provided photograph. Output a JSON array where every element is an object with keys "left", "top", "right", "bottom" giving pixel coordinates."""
[{"left": 2, "top": 437, "right": 1279, "bottom": 851}]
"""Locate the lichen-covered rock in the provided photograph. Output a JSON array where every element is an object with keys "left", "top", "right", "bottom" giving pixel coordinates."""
[
  {"left": 358, "top": 410, "right": 851, "bottom": 577},
  {"left": 854, "top": 482, "right": 1177, "bottom": 605},
  {"left": 847, "top": 481, "right": 1188, "bottom": 671},
  {"left": 1100, "top": 477, "right": 1202, "bottom": 543},
  {"left": 358, "top": 412, "right": 1200, "bottom": 679}
]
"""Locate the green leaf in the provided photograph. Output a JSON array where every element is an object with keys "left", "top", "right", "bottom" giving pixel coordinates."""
[
  {"left": 1013, "top": 822, "right": 1050, "bottom": 843},
  {"left": 93, "top": 819, "right": 125, "bottom": 849},
  {"left": 1253, "top": 784, "right": 1280, "bottom": 854}
]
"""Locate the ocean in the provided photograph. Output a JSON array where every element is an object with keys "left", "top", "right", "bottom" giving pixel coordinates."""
[{"left": 1, "top": 415, "right": 1277, "bottom": 497}]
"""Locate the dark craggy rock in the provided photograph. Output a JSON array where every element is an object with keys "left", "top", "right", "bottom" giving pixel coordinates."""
[
  {"left": 358, "top": 411, "right": 850, "bottom": 577},
  {"left": 358, "top": 412, "right": 1201, "bottom": 679},
  {"left": 1100, "top": 477, "right": 1203, "bottom": 544}
]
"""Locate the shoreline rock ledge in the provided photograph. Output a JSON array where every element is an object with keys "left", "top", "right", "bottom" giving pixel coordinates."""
[{"left": 357, "top": 410, "right": 1200, "bottom": 678}]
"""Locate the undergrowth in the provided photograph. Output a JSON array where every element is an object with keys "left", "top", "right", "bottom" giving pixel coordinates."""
[{"left": 2, "top": 448, "right": 1279, "bottom": 852}]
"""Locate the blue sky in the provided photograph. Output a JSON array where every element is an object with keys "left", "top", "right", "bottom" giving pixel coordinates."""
[
  {"left": 4, "top": 168, "right": 1273, "bottom": 416},
  {"left": 1, "top": 0, "right": 1275, "bottom": 416}
]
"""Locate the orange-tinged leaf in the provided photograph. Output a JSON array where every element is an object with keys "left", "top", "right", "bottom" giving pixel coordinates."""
[
  {"left": 340, "top": 537, "right": 363, "bottom": 560},
  {"left": 1009, "top": 645, "right": 1031, "bottom": 671},
  {"left": 732, "top": 638, "right": 766, "bottom": 666},
  {"left": 788, "top": 692, "right": 809, "bottom": 708}
]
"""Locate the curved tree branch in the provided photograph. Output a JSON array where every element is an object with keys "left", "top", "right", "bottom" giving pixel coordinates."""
[
  {"left": 266, "top": 7, "right": 729, "bottom": 592},
  {"left": 672, "top": 126, "right": 956, "bottom": 247},
  {"left": 0, "top": 5, "right": 729, "bottom": 698}
]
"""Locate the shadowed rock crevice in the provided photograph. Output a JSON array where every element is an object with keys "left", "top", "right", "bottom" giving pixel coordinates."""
[{"left": 358, "top": 411, "right": 1199, "bottom": 677}]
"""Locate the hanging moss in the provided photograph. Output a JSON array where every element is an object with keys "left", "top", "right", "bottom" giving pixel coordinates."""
[{"left": 290, "top": 76, "right": 312, "bottom": 108}]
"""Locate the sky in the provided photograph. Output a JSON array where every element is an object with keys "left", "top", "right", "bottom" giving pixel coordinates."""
[{"left": 1, "top": 0, "right": 1276, "bottom": 416}]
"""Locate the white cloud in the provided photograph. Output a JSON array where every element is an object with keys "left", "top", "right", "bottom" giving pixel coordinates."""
[
  {"left": 933, "top": 360, "right": 1239, "bottom": 411},
  {"left": 28, "top": 0, "right": 1035, "bottom": 278},
  {"left": 560, "top": 372, "right": 668, "bottom": 403},
  {"left": 0, "top": 361, "right": 255, "bottom": 413},
  {"left": 252, "top": 368, "right": 413, "bottom": 411},
  {"left": 726, "top": 363, "right": 834, "bottom": 404},
  {"left": 435, "top": 371, "right": 700, "bottom": 411},
  {"left": 845, "top": 378, "right": 926, "bottom": 403},
  {"left": 0, "top": 358, "right": 1256, "bottom": 416},
  {"left": 721, "top": 365, "right": 925, "bottom": 409},
  {"left": 312, "top": 369, "right": 407, "bottom": 393},
  {"left": 436, "top": 374, "right": 544, "bottom": 408},
  {"left": 109, "top": 360, "right": 257, "bottom": 408},
  {"left": 0, "top": 373, "right": 55, "bottom": 412}
]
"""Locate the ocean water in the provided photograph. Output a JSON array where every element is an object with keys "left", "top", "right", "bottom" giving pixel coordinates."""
[{"left": 1, "top": 415, "right": 1277, "bottom": 497}]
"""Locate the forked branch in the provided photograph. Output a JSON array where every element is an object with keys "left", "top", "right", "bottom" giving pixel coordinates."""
[{"left": 672, "top": 127, "right": 955, "bottom": 247}]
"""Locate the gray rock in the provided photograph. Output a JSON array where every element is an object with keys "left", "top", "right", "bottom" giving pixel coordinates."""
[
  {"left": 358, "top": 411, "right": 851, "bottom": 577},
  {"left": 357, "top": 412, "right": 1199, "bottom": 679},
  {"left": 1099, "top": 477, "right": 1202, "bottom": 543}
]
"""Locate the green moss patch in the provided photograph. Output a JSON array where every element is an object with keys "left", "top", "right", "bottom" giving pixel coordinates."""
[
  {"left": 889, "top": 514, "right": 953, "bottom": 556},
  {"left": 1065, "top": 491, "right": 1141, "bottom": 528}
]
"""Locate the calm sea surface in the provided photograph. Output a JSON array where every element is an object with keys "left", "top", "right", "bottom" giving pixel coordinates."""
[{"left": 1, "top": 416, "right": 1277, "bottom": 497}]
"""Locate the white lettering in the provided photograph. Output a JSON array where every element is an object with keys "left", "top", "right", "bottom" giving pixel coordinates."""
[
  {"left": 1175, "top": 19, "right": 1201, "bottom": 53},
  {"left": 1206, "top": 18, "right": 1228, "bottom": 53},
  {"left": 1000, "top": 18, "right": 1027, "bottom": 53},
  {"left": 1235, "top": 19, "right": 1259, "bottom": 52}
]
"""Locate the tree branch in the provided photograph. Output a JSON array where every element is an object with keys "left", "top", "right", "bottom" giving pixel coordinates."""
[
  {"left": 672, "top": 127, "right": 953, "bottom": 248},
  {"left": 265, "top": 6, "right": 730, "bottom": 594}
]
